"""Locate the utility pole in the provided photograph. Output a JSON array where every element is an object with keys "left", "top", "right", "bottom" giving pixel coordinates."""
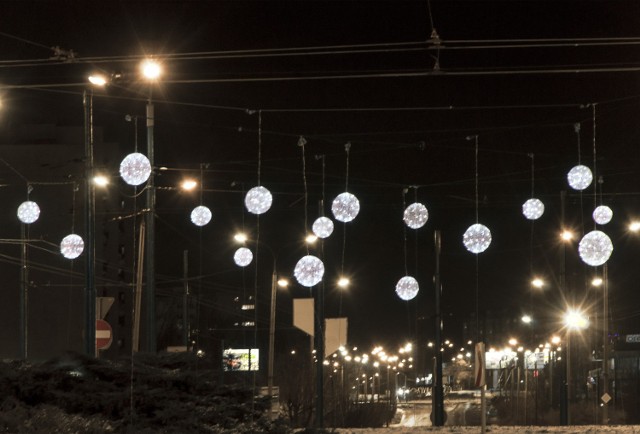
[
  {"left": 432, "top": 230, "right": 445, "bottom": 426},
  {"left": 83, "top": 90, "right": 96, "bottom": 357},
  {"left": 144, "top": 94, "right": 156, "bottom": 353}
]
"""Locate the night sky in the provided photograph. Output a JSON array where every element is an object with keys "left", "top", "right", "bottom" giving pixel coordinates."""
[{"left": 2, "top": 1, "right": 640, "bottom": 357}]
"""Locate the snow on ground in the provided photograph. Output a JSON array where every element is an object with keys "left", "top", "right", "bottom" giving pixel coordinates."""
[{"left": 333, "top": 426, "right": 640, "bottom": 434}]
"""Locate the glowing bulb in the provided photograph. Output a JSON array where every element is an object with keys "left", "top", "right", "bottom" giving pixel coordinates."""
[
  {"left": 567, "top": 165, "right": 593, "bottom": 191},
  {"left": 60, "top": 234, "right": 84, "bottom": 259},
  {"left": 579, "top": 230, "right": 613, "bottom": 266},
  {"left": 331, "top": 192, "right": 360, "bottom": 222},
  {"left": 245, "top": 186, "right": 273, "bottom": 215},
  {"left": 93, "top": 175, "right": 109, "bottom": 187},
  {"left": 141, "top": 59, "right": 162, "bottom": 80},
  {"left": 88, "top": 74, "right": 107, "bottom": 86},
  {"left": 522, "top": 198, "right": 544, "bottom": 220},
  {"left": 119, "top": 153, "right": 151, "bottom": 186},
  {"left": 403, "top": 202, "right": 429, "bottom": 229},
  {"left": 234, "top": 232, "right": 248, "bottom": 243},
  {"left": 190, "top": 206, "right": 212, "bottom": 226},
  {"left": 312, "top": 216, "right": 334, "bottom": 238},
  {"left": 234, "top": 247, "right": 253, "bottom": 267},
  {"left": 294, "top": 255, "right": 324, "bottom": 287},
  {"left": 17, "top": 201, "right": 40, "bottom": 224},
  {"left": 395, "top": 276, "right": 419, "bottom": 301},
  {"left": 463, "top": 223, "right": 492, "bottom": 254},
  {"left": 181, "top": 179, "right": 197, "bottom": 191},
  {"left": 593, "top": 205, "right": 613, "bottom": 225}
]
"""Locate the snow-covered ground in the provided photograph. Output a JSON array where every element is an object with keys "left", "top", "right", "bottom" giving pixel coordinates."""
[{"left": 334, "top": 426, "right": 640, "bottom": 433}]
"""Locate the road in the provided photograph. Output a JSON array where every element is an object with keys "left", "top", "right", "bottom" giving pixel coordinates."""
[{"left": 393, "top": 394, "right": 486, "bottom": 427}]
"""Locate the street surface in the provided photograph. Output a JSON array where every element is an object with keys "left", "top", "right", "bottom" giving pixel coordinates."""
[{"left": 393, "top": 393, "right": 485, "bottom": 427}]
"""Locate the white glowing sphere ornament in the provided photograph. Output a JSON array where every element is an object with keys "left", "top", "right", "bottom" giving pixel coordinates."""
[
  {"left": 234, "top": 247, "right": 253, "bottom": 267},
  {"left": 294, "top": 255, "right": 325, "bottom": 287},
  {"left": 17, "top": 201, "right": 40, "bottom": 224},
  {"left": 190, "top": 206, "right": 212, "bottom": 227},
  {"left": 60, "top": 234, "right": 84, "bottom": 259},
  {"left": 593, "top": 206, "right": 613, "bottom": 225},
  {"left": 403, "top": 203, "right": 429, "bottom": 229},
  {"left": 395, "top": 276, "right": 419, "bottom": 301},
  {"left": 578, "top": 230, "right": 613, "bottom": 266},
  {"left": 119, "top": 153, "right": 151, "bottom": 186},
  {"left": 463, "top": 223, "right": 492, "bottom": 254},
  {"left": 331, "top": 192, "right": 360, "bottom": 222},
  {"left": 312, "top": 216, "right": 334, "bottom": 238},
  {"left": 522, "top": 198, "right": 545, "bottom": 220},
  {"left": 244, "top": 186, "right": 273, "bottom": 215},
  {"left": 567, "top": 165, "right": 593, "bottom": 191}
]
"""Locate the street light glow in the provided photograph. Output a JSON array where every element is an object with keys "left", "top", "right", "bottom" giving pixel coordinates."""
[
  {"left": 305, "top": 233, "right": 318, "bottom": 244},
  {"left": 561, "top": 230, "right": 574, "bottom": 241},
  {"left": 141, "top": 59, "right": 162, "bottom": 80},
  {"left": 277, "top": 278, "right": 289, "bottom": 288},
  {"left": 93, "top": 175, "right": 109, "bottom": 187},
  {"left": 234, "top": 232, "right": 248, "bottom": 243},
  {"left": 591, "top": 276, "right": 603, "bottom": 287},
  {"left": 629, "top": 221, "right": 640, "bottom": 232},
  {"left": 338, "top": 277, "right": 350, "bottom": 288},
  {"left": 88, "top": 74, "right": 107, "bottom": 86},
  {"left": 564, "top": 309, "right": 589, "bottom": 330},
  {"left": 531, "top": 277, "right": 544, "bottom": 288},
  {"left": 181, "top": 179, "right": 197, "bottom": 191},
  {"left": 521, "top": 315, "right": 532, "bottom": 324}
]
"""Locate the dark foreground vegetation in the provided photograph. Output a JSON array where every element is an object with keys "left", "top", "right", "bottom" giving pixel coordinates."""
[{"left": 0, "top": 352, "right": 290, "bottom": 433}]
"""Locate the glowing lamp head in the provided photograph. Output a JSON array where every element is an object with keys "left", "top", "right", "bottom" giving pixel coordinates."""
[
  {"left": 93, "top": 175, "right": 109, "bottom": 187},
  {"left": 564, "top": 309, "right": 589, "bottom": 330},
  {"left": 337, "top": 277, "right": 350, "bottom": 288},
  {"left": 88, "top": 74, "right": 107, "bottom": 86},
  {"left": 181, "top": 179, "right": 197, "bottom": 191},
  {"left": 141, "top": 59, "right": 162, "bottom": 80},
  {"left": 234, "top": 232, "right": 248, "bottom": 243},
  {"left": 531, "top": 278, "right": 544, "bottom": 288}
]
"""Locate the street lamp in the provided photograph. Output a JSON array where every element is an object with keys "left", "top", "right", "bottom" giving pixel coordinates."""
[
  {"left": 83, "top": 74, "right": 106, "bottom": 356},
  {"left": 141, "top": 58, "right": 161, "bottom": 353}
]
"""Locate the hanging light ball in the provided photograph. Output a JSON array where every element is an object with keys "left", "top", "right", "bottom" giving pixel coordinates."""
[
  {"left": 522, "top": 198, "right": 545, "bottom": 220},
  {"left": 294, "top": 255, "right": 325, "bottom": 287},
  {"left": 60, "top": 234, "right": 84, "bottom": 259},
  {"left": 395, "top": 276, "right": 419, "bottom": 301},
  {"left": 567, "top": 165, "right": 593, "bottom": 191},
  {"left": 403, "top": 202, "right": 429, "bottom": 229},
  {"left": 17, "top": 201, "right": 40, "bottom": 224},
  {"left": 244, "top": 186, "right": 273, "bottom": 215},
  {"left": 579, "top": 230, "right": 613, "bottom": 266},
  {"left": 233, "top": 247, "right": 253, "bottom": 267},
  {"left": 119, "top": 153, "right": 151, "bottom": 186},
  {"left": 312, "top": 216, "right": 334, "bottom": 238},
  {"left": 331, "top": 192, "right": 360, "bottom": 222},
  {"left": 190, "top": 205, "right": 212, "bottom": 227},
  {"left": 463, "top": 223, "right": 492, "bottom": 254},
  {"left": 593, "top": 205, "right": 613, "bottom": 225}
]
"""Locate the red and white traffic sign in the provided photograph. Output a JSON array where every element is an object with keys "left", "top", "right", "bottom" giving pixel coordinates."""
[{"left": 96, "top": 319, "right": 113, "bottom": 350}]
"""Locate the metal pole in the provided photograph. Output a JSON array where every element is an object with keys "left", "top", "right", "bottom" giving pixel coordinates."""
[
  {"left": 267, "top": 268, "right": 277, "bottom": 416},
  {"left": 83, "top": 90, "right": 96, "bottom": 357},
  {"left": 566, "top": 331, "right": 572, "bottom": 425},
  {"left": 433, "top": 230, "right": 445, "bottom": 426},
  {"left": 602, "top": 263, "right": 610, "bottom": 424},
  {"left": 559, "top": 190, "right": 569, "bottom": 425},
  {"left": 145, "top": 95, "right": 156, "bottom": 352},
  {"left": 315, "top": 279, "right": 325, "bottom": 428},
  {"left": 183, "top": 250, "right": 189, "bottom": 349},
  {"left": 19, "top": 223, "right": 27, "bottom": 359}
]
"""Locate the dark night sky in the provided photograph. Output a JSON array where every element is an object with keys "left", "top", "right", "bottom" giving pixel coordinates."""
[{"left": 2, "top": 1, "right": 640, "bottom": 356}]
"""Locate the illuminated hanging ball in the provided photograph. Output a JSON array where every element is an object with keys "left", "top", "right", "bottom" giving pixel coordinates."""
[
  {"left": 592, "top": 205, "right": 613, "bottom": 225},
  {"left": 190, "top": 205, "right": 212, "bottom": 227},
  {"left": 578, "top": 230, "right": 613, "bottom": 266},
  {"left": 463, "top": 223, "right": 492, "bottom": 254},
  {"left": 244, "top": 186, "right": 273, "bottom": 215},
  {"left": 233, "top": 247, "right": 253, "bottom": 267},
  {"left": 119, "top": 153, "right": 151, "bottom": 186},
  {"left": 403, "top": 202, "right": 429, "bottom": 229},
  {"left": 294, "top": 255, "right": 325, "bottom": 287},
  {"left": 522, "top": 198, "right": 545, "bottom": 220},
  {"left": 312, "top": 216, "right": 334, "bottom": 238},
  {"left": 567, "top": 165, "right": 593, "bottom": 191},
  {"left": 395, "top": 276, "right": 419, "bottom": 301},
  {"left": 17, "top": 201, "right": 40, "bottom": 224},
  {"left": 331, "top": 192, "right": 360, "bottom": 222},
  {"left": 60, "top": 234, "right": 84, "bottom": 259}
]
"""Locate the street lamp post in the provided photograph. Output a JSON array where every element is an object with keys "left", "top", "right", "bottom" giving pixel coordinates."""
[
  {"left": 83, "top": 88, "right": 96, "bottom": 357},
  {"left": 142, "top": 60, "right": 160, "bottom": 353}
]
